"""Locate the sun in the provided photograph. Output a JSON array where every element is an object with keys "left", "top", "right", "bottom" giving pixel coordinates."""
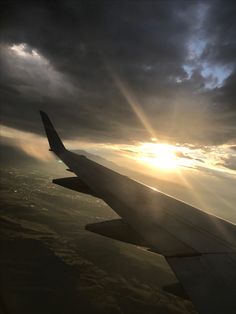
[
  {"left": 119, "top": 142, "right": 196, "bottom": 171},
  {"left": 135, "top": 143, "right": 182, "bottom": 170}
]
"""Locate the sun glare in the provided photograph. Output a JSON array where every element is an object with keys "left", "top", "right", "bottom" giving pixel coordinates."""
[
  {"left": 137, "top": 143, "right": 178, "bottom": 169},
  {"left": 135, "top": 143, "right": 193, "bottom": 171}
]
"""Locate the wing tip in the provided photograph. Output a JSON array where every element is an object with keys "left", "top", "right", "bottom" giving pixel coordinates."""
[
  {"left": 39, "top": 110, "right": 49, "bottom": 121},
  {"left": 39, "top": 110, "right": 65, "bottom": 154}
]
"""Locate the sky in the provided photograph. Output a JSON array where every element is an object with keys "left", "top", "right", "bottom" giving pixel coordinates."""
[{"left": 0, "top": 0, "right": 236, "bottom": 216}]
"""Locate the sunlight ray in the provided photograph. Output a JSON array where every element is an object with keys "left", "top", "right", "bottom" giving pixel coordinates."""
[{"left": 105, "top": 61, "right": 157, "bottom": 140}]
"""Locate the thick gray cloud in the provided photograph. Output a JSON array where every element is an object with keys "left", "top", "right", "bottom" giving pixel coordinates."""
[
  {"left": 202, "top": 0, "right": 236, "bottom": 65},
  {"left": 217, "top": 155, "right": 236, "bottom": 171},
  {"left": 0, "top": 0, "right": 235, "bottom": 144}
]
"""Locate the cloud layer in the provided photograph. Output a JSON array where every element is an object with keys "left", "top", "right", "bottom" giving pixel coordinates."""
[{"left": 0, "top": 0, "right": 236, "bottom": 145}]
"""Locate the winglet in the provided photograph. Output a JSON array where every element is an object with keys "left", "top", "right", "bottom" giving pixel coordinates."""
[{"left": 40, "top": 111, "right": 66, "bottom": 154}]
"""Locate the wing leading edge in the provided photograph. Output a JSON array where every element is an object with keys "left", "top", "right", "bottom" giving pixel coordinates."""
[{"left": 40, "top": 111, "right": 236, "bottom": 314}]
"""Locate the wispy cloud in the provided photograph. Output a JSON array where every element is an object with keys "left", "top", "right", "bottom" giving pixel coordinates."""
[{"left": 0, "top": 125, "right": 52, "bottom": 161}]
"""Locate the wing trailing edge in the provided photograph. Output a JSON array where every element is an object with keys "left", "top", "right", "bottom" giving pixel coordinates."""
[
  {"left": 86, "top": 219, "right": 149, "bottom": 247},
  {"left": 53, "top": 177, "right": 99, "bottom": 198}
]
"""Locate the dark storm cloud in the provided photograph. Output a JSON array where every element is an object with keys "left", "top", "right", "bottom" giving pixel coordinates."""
[
  {"left": 0, "top": 0, "right": 235, "bottom": 144},
  {"left": 0, "top": 83, "right": 21, "bottom": 95},
  {"left": 211, "top": 71, "right": 236, "bottom": 112},
  {"left": 202, "top": 1, "right": 236, "bottom": 113},
  {"left": 202, "top": 0, "right": 236, "bottom": 65}
]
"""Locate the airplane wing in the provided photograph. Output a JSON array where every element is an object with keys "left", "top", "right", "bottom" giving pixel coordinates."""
[{"left": 40, "top": 111, "right": 236, "bottom": 314}]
